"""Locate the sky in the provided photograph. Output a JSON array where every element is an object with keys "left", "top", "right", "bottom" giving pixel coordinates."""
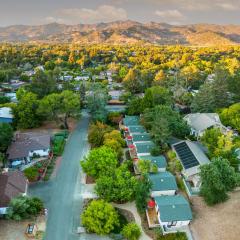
[{"left": 0, "top": 0, "right": 240, "bottom": 27}]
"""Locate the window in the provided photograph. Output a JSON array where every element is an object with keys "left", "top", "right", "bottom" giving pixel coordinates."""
[{"left": 167, "top": 221, "right": 177, "bottom": 227}]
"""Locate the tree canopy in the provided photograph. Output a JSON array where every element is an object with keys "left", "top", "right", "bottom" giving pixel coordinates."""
[
  {"left": 200, "top": 158, "right": 239, "bottom": 205},
  {"left": 81, "top": 200, "right": 119, "bottom": 235},
  {"left": 81, "top": 146, "right": 118, "bottom": 179}
]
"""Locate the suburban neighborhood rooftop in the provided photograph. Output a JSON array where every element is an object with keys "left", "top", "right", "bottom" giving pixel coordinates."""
[
  {"left": 155, "top": 195, "right": 192, "bottom": 222},
  {"left": 148, "top": 172, "right": 178, "bottom": 192}
]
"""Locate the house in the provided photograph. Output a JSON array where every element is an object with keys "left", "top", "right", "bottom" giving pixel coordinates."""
[
  {"left": 122, "top": 116, "right": 140, "bottom": 127},
  {"left": 7, "top": 132, "right": 51, "bottom": 168},
  {"left": 75, "top": 76, "right": 89, "bottom": 81},
  {"left": 127, "top": 133, "right": 152, "bottom": 144},
  {"left": 108, "top": 90, "right": 124, "bottom": 101},
  {"left": 172, "top": 140, "right": 210, "bottom": 193},
  {"left": 0, "top": 107, "right": 13, "bottom": 123},
  {"left": 148, "top": 172, "right": 178, "bottom": 197},
  {"left": 135, "top": 141, "right": 155, "bottom": 157},
  {"left": 129, "top": 125, "right": 146, "bottom": 135},
  {"left": 0, "top": 171, "right": 28, "bottom": 215},
  {"left": 184, "top": 113, "right": 228, "bottom": 138},
  {"left": 5, "top": 92, "right": 17, "bottom": 103},
  {"left": 146, "top": 195, "right": 192, "bottom": 231},
  {"left": 140, "top": 155, "right": 167, "bottom": 172},
  {"left": 60, "top": 75, "right": 73, "bottom": 81}
]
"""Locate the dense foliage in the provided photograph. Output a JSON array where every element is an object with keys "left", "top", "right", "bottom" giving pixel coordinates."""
[
  {"left": 7, "top": 196, "right": 44, "bottom": 220},
  {"left": 81, "top": 200, "right": 119, "bottom": 235},
  {"left": 81, "top": 146, "right": 118, "bottom": 179},
  {"left": 95, "top": 163, "right": 137, "bottom": 203},
  {"left": 200, "top": 158, "right": 239, "bottom": 205}
]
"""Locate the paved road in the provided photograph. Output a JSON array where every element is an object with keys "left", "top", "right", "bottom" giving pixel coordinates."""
[{"left": 30, "top": 112, "right": 90, "bottom": 240}]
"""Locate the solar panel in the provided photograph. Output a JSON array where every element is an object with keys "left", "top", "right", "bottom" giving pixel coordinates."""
[{"left": 173, "top": 142, "right": 199, "bottom": 169}]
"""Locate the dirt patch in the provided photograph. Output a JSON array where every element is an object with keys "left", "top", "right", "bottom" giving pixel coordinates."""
[
  {"left": 21, "top": 118, "right": 78, "bottom": 135},
  {"left": 0, "top": 215, "right": 46, "bottom": 240},
  {"left": 190, "top": 191, "right": 240, "bottom": 240},
  {"left": 86, "top": 175, "right": 95, "bottom": 184}
]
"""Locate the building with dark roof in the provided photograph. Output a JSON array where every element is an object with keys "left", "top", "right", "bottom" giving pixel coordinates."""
[
  {"left": 0, "top": 171, "right": 28, "bottom": 214},
  {"left": 7, "top": 132, "right": 51, "bottom": 168},
  {"left": 172, "top": 140, "right": 210, "bottom": 189}
]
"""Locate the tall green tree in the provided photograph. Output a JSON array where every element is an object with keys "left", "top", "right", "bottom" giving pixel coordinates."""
[
  {"left": 143, "top": 105, "right": 189, "bottom": 142},
  {"left": 191, "top": 68, "right": 232, "bottom": 112},
  {"left": 38, "top": 90, "right": 80, "bottom": 129},
  {"left": 81, "top": 146, "right": 118, "bottom": 179},
  {"left": 87, "top": 84, "right": 108, "bottom": 122},
  {"left": 0, "top": 123, "right": 13, "bottom": 152},
  {"left": 95, "top": 163, "right": 137, "bottom": 203},
  {"left": 28, "top": 70, "right": 57, "bottom": 98},
  {"left": 200, "top": 158, "right": 239, "bottom": 205},
  {"left": 123, "top": 68, "right": 142, "bottom": 94},
  {"left": 142, "top": 86, "right": 172, "bottom": 110},
  {"left": 14, "top": 92, "right": 40, "bottom": 129}
]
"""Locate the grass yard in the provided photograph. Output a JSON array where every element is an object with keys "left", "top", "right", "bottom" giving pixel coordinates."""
[{"left": 190, "top": 191, "right": 240, "bottom": 240}]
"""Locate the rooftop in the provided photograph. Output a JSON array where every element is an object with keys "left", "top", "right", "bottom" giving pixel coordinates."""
[
  {"left": 129, "top": 125, "right": 146, "bottom": 134},
  {"left": 184, "top": 113, "right": 224, "bottom": 132},
  {"left": 0, "top": 107, "right": 13, "bottom": 119},
  {"left": 7, "top": 132, "right": 51, "bottom": 160},
  {"left": 123, "top": 116, "right": 140, "bottom": 126},
  {"left": 0, "top": 171, "right": 27, "bottom": 208},
  {"left": 140, "top": 155, "right": 167, "bottom": 169},
  {"left": 155, "top": 195, "right": 192, "bottom": 222},
  {"left": 172, "top": 140, "right": 210, "bottom": 176},
  {"left": 135, "top": 141, "right": 155, "bottom": 154},
  {"left": 132, "top": 133, "right": 151, "bottom": 143},
  {"left": 148, "top": 172, "right": 178, "bottom": 191}
]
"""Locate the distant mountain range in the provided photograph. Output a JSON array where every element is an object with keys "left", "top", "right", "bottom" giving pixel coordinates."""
[{"left": 1, "top": 21, "right": 240, "bottom": 46}]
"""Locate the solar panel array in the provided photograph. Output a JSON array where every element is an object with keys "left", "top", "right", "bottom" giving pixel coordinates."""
[{"left": 173, "top": 142, "right": 199, "bottom": 169}]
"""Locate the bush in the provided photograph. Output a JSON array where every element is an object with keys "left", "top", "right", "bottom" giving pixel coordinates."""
[
  {"left": 81, "top": 200, "right": 119, "bottom": 235},
  {"left": 121, "top": 223, "right": 141, "bottom": 240},
  {"left": 24, "top": 167, "right": 39, "bottom": 182},
  {"left": 150, "top": 146, "right": 162, "bottom": 156},
  {"left": 158, "top": 232, "right": 187, "bottom": 240},
  {"left": 7, "top": 196, "right": 44, "bottom": 220},
  {"left": 52, "top": 135, "right": 65, "bottom": 156}
]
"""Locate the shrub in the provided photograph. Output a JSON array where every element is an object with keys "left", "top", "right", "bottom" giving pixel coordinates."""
[
  {"left": 7, "top": 196, "right": 44, "bottom": 220},
  {"left": 52, "top": 135, "right": 65, "bottom": 156},
  {"left": 24, "top": 167, "right": 39, "bottom": 182},
  {"left": 121, "top": 223, "right": 141, "bottom": 240},
  {"left": 150, "top": 146, "right": 162, "bottom": 156},
  {"left": 81, "top": 200, "right": 119, "bottom": 235}
]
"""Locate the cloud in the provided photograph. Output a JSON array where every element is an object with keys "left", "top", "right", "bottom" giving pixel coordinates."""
[
  {"left": 43, "top": 17, "right": 65, "bottom": 24},
  {"left": 155, "top": 9, "right": 184, "bottom": 19},
  {"left": 56, "top": 5, "right": 128, "bottom": 24},
  {"left": 216, "top": 3, "right": 237, "bottom": 11}
]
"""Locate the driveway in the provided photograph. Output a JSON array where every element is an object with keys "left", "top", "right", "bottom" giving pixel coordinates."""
[{"left": 29, "top": 111, "right": 90, "bottom": 240}]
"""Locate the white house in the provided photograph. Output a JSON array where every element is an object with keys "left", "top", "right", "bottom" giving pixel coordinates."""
[
  {"left": 148, "top": 172, "right": 178, "bottom": 197},
  {"left": 75, "top": 76, "right": 89, "bottom": 81},
  {"left": 146, "top": 195, "right": 192, "bottom": 232},
  {"left": 184, "top": 113, "right": 228, "bottom": 138},
  {"left": 7, "top": 132, "right": 51, "bottom": 168},
  {"left": 0, "top": 107, "right": 13, "bottom": 123}
]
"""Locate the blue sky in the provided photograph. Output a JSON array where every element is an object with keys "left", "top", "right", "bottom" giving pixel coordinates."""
[{"left": 0, "top": 0, "right": 240, "bottom": 26}]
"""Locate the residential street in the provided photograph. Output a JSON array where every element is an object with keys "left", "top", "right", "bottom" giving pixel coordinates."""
[{"left": 29, "top": 111, "right": 90, "bottom": 240}]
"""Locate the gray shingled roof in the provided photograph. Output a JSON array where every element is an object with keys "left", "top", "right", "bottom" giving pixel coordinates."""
[
  {"left": 0, "top": 171, "right": 27, "bottom": 207},
  {"left": 7, "top": 132, "right": 51, "bottom": 160}
]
